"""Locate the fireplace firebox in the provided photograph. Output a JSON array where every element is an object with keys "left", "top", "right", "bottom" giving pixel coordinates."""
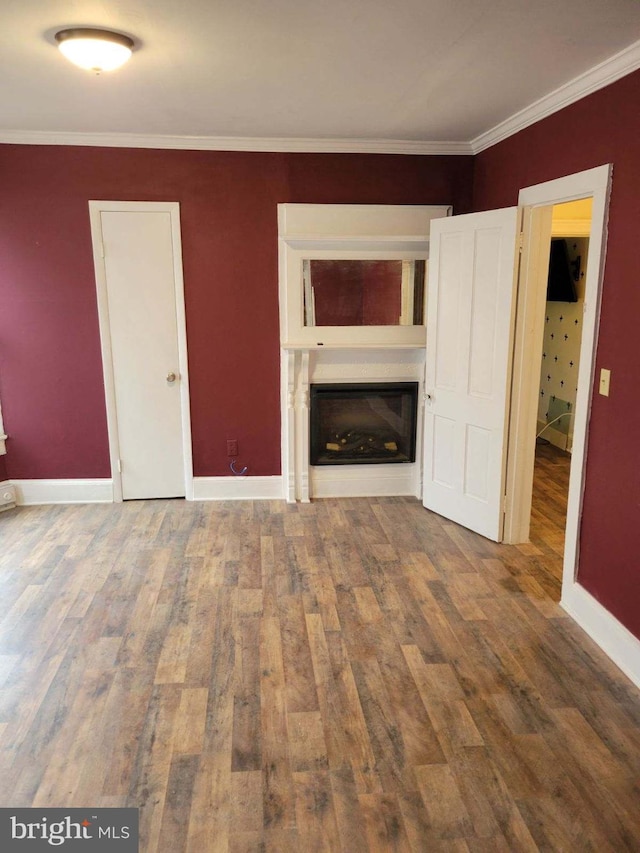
[{"left": 310, "top": 382, "right": 418, "bottom": 466}]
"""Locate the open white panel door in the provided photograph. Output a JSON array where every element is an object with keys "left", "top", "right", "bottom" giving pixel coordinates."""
[{"left": 423, "top": 208, "right": 519, "bottom": 541}]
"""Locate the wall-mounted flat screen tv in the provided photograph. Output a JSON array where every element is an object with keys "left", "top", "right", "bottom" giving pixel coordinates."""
[{"left": 547, "top": 238, "right": 578, "bottom": 302}]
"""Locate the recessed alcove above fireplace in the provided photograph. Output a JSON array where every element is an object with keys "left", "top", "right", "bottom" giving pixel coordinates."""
[{"left": 310, "top": 382, "right": 418, "bottom": 466}]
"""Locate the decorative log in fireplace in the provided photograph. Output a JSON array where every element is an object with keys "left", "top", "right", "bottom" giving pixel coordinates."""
[{"left": 310, "top": 382, "right": 418, "bottom": 465}]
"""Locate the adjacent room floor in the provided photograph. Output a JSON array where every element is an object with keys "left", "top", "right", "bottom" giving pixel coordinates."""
[
  {"left": 0, "top": 462, "right": 638, "bottom": 851},
  {"left": 529, "top": 441, "right": 571, "bottom": 593}
]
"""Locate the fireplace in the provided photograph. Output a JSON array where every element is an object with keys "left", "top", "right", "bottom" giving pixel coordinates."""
[{"left": 310, "top": 382, "right": 418, "bottom": 465}]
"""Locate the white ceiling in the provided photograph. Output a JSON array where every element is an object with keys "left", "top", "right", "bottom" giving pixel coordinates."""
[{"left": 2, "top": 0, "right": 640, "bottom": 153}]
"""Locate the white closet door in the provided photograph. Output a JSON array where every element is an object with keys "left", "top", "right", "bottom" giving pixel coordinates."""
[{"left": 99, "top": 208, "right": 186, "bottom": 500}]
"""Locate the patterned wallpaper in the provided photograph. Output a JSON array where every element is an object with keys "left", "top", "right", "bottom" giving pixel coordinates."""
[{"left": 538, "top": 237, "right": 589, "bottom": 449}]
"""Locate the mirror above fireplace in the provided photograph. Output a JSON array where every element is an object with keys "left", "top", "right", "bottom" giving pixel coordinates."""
[{"left": 303, "top": 260, "right": 426, "bottom": 327}]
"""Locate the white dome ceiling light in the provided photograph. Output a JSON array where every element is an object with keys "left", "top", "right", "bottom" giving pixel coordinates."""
[{"left": 55, "top": 28, "right": 134, "bottom": 74}]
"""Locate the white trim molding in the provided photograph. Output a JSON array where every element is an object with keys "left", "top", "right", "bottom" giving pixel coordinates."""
[
  {"left": 12, "top": 479, "right": 113, "bottom": 505},
  {"left": 514, "top": 165, "right": 612, "bottom": 599},
  {"left": 472, "top": 38, "right": 640, "bottom": 153},
  {"left": 0, "top": 129, "right": 472, "bottom": 156},
  {"left": 8, "top": 476, "right": 282, "bottom": 503},
  {"left": 562, "top": 582, "right": 640, "bottom": 690},
  {"left": 504, "top": 165, "right": 611, "bottom": 550},
  {"left": 193, "top": 476, "right": 283, "bottom": 501}
]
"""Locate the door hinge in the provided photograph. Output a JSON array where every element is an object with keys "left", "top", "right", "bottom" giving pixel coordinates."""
[
  {"left": 117, "top": 458, "right": 123, "bottom": 473},
  {"left": 503, "top": 493, "right": 508, "bottom": 513},
  {"left": 517, "top": 232, "right": 525, "bottom": 253}
]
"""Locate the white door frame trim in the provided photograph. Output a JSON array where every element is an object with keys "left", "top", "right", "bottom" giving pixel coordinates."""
[
  {"left": 505, "top": 164, "right": 612, "bottom": 598},
  {"left": 89, "top": 200, "right": 194, "bottom": 502}
]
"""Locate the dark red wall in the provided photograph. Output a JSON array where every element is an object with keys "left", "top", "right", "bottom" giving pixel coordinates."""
[
  {"left": 362, "top": 262, "right": 402, "bottom": 325},
  {"left": 474, "top": 69, "right": 640, "bottom": 640},
  {"left": 0, "top": 456, "right": 7, "bottom": 481},
  {"left": 0, "top": 146, "right": 472, "bottom": 479},
  {"left": 310, "top": 261, "right": 364, "bottom": 326},
  {"left": 311, "top": 260, "right": 401, "bottom": 326}
]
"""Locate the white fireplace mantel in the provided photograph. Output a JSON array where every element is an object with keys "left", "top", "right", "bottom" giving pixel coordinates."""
[
  {"left": 281, "top": 345, "right": 427, "bottom": 502},
  {"left": 278, "top": 203, "right": 450, "bottom": 502}
]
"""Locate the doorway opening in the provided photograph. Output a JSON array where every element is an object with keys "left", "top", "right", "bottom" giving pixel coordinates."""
[
  {"left": 530, "top": 200, "right": 593, "bottom": 599},
  {"left": 504, "top": 163, "right": 612, "bottom": 616}
]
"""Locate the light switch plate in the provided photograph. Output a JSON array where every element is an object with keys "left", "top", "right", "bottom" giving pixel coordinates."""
[{"left": 599, "top": 368, "right": 611, "bottom": 397}]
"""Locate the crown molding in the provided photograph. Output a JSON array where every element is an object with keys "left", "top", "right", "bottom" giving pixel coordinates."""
[
  {"left": 0, "top": 129, "right": 472, "bottom": 156},
  {"left": 2, "top": 37, "right": 639, "bottom": 158},
  {"left": 472, "top": 38, "right": 640, "bottom": 154}
]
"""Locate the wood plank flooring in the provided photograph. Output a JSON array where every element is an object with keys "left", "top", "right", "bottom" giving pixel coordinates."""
[
  {"left": 529, "top": 442, "right": 571, "bottom": 596},
  {"left": 0, "top": 465, "right": 639, "bottom": 850}
]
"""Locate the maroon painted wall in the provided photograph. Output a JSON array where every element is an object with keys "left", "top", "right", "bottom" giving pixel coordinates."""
[
  {"left": 0, "top": 456, "right": 7, "bottom": 481},
  {"left": 362, "top": 262, "right": 402, "bottom": 325},
  {"left": 0, "top": 146, "right": 472, "bottom": 479},
  {"left": 310, "top": 261, "right": 364, "bottom": 326},
  {"left": 311, "top": 260, "right": 401, "bottom": 326},
  {"left": 474, "top": 69, "right": 640, "bottom": 640}
]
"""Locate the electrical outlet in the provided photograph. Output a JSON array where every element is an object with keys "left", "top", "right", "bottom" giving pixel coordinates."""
[{"left": 227, "top": 439, "right": 238, "bottom": 457}]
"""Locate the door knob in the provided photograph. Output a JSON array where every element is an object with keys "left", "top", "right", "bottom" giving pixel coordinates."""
[{"left": 166, "top": 372, "right": 177, "bottom": 383}]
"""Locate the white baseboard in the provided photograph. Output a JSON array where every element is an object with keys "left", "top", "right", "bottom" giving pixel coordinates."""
[
  {"left": 8, "top": 476, "right": 284, "bottom": 503},
  {"left": 192, "top": 476, "right": 283, "bottom": 500},
  {"left": 311, "top": 463, "right": 419, "bottom": 499},
  {"left": 12, "top": 479, "right": 114, "bottom": 505},
  {"left": 561, "top": 581, "right": 640, "bottom": 689}
]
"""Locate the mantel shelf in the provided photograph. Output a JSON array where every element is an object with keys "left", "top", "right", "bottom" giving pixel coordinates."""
[
  {"left": 281, "top": 341, "right": 426, "bottom": 351},
  {"left": 282, "top": 235, "right": 430, "bottom": 243}
]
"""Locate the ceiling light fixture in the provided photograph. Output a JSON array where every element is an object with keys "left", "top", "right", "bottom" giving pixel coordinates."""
[{"left": 55, "top": 28, "right": 134, "bottom": 73}]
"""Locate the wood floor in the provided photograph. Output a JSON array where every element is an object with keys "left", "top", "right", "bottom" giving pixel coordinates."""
[
  {"left": 529, "top": 442, "right": 571, "bottom": 596},
  {"left": 1, "top": 459, "right": 639, "bottom": 851}
]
